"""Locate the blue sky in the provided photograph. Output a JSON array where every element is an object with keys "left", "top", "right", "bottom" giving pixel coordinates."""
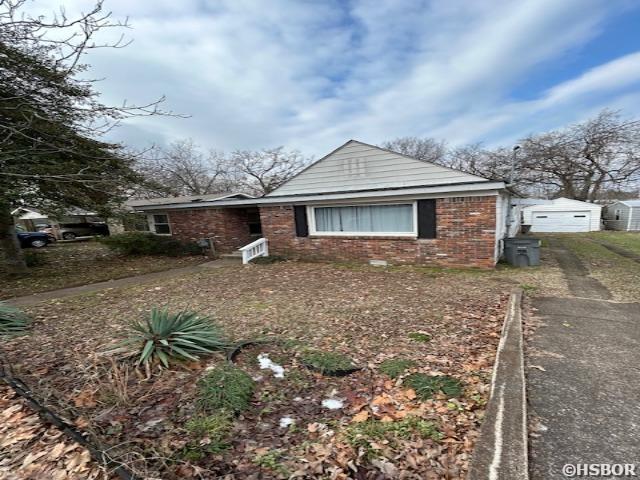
[{"left": 32, "top": 0, "right": 640, "bottom": 156}]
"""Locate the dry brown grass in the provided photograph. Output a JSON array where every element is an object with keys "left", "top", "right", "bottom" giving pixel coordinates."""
[{"left": 0, "top": 241, "right": 207, "bottom": 300}]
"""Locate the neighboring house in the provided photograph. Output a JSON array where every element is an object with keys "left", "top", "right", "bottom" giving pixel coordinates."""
[
  {"left": 129, "top": 140, "right": 515, "bottom": 268},
  {"left": 521, "top": 197, "right": 602, "bottom": 233},
  {"left": 602, "top": 200, "right": 640, "bottom": 231}
]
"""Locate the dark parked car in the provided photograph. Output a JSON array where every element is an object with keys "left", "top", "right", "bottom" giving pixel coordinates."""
[
  {"left": 15, "top": 225, "right": 52, "bottom": 248},
  {"left": 58, "top": 222, "right": 110, "bottom": 240}
]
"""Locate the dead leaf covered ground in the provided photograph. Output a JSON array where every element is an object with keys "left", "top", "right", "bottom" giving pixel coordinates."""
[
  {"left": 0, "top": 385, "right": 106, "bottom": 479},
  {"left": 0, "top": 241, "right": 207, "bottom": 300},
  {"left": 1, "top": 259, "right": 565, "bottom": 479},
  {"left": 5, "top": 263, "right": 514, "bottom": 479}
]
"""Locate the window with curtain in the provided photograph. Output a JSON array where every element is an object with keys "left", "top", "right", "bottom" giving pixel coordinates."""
[{"left": 313, "top": 204, "right": 414, "bottom": 234}]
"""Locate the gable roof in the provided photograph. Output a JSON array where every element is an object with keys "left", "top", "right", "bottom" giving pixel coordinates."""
[
  {"left": 267, "top": 140, "right": 492, "bottom": 197},
  {"left": 126, "top": 192, "right": 253, "bottom": 209},
  {"left": 619, "top": 200, "right": 640, "bottom": 207}
]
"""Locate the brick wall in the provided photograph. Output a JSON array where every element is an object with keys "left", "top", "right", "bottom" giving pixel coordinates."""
[
  {"left": 166, "top": 208, "right": 252, "bottom": 253},
  {"left": 259, "top": 196, "right": 498, "bottom": 268}
]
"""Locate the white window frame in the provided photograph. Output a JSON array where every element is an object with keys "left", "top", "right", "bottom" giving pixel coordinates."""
[
  {"left": 307, "top": 202, "right": 418, "bottom": 237},
  {"left": 148, "top": 213, "right": 172, "bottom": 235}
]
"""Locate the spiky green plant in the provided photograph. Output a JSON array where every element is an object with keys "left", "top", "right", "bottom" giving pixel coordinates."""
[
  {"left": 197, "top": 364, "right": 255, "bottom": 413},
  {"left": 379, "top": 358, "right": 416, "bottom": 379},
  {"left": 403, "top": 373, "right": 463, "bottom": 400},
  {"left": 124, "top": 308, "right": 228, "bottom": 367},
  {"left": 0, "top": 302, "right": 32, "bottom": 336},
  {"left": 300, "top": 350, "right": 357, "bottom": 375}
]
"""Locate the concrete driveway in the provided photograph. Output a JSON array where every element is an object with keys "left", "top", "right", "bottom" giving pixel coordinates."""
[{"left": 527, "top": 240, "right": 640, "bottom": 479}]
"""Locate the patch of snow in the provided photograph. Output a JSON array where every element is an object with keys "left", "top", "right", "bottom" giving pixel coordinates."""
[
  {"left": 321, "top": 398, "right": 344, "bottom": 410},
  {"left": 293, "top": 397, "right": 303, "bottom": 402},
  {"left": 279, "top": 416, "right": 295, "bottom": 428},
  {"left": 257, "top": 353, "right": 285, "bottom": 378}
]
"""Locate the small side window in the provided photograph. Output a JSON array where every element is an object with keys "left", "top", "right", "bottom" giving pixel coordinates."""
[{"left": 152, "top": 214, "right": 171, "bottom": 234}]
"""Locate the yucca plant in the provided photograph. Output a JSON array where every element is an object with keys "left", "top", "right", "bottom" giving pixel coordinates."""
[
  {"left": 124, "top": 308, "right": 228, "bottom": 367},
  {"left": 0, "top": 302, "right": 32, "bottom": 336}
]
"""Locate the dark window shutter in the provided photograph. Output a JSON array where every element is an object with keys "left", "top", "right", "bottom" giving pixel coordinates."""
[
  {"left": 417, "top": 199, "right": 436, "bottom": 238},
  {"left": 294, "top": 206, "right": 308, "bottom": 237}
]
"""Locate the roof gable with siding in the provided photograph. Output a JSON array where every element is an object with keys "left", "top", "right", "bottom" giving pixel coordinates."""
[{"left": 267, "top": 140, "right": 491, "bottom": 197}]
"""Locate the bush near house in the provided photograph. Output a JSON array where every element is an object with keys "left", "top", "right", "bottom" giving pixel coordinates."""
[{"left": 100, "top": 232, "right": 201, "bottom": 257}]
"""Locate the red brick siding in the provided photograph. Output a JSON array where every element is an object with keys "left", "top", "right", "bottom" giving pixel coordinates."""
[
  {"left": 166, "top": 208, "right": 252, "bottom": 253},
  {"left": 259, "top": 196, "right": 497, "bottom": 268}
]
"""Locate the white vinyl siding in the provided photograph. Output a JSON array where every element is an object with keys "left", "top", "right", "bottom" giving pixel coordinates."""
[
  {"left": 148, "top": 213, "right": 171, "bottom": 235},
  {"left": 269, "top": 141, "right": 489, "bottom": 196},
  {"left": 603, "top": 202, "right": 640, "bottom": 231},
  {"left": 495, "top": 193, "right": 518, "bottom": 262},
  {"left": 630, "top": 207, "right": 640, "bottom": 231},
  {"left": 308, "top": 203, "right": 417, "bottom": 237}
]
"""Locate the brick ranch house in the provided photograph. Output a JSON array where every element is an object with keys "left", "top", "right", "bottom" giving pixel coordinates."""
[{"left": 127, "top": 140, "right": 517, "bottom": 268}]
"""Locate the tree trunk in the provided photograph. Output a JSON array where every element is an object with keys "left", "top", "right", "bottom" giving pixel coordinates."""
[{"left": 0, "top": 199, "right": 28, "bottom": 275}]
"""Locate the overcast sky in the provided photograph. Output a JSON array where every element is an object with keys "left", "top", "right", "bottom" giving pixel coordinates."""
[{"left": 31, "top": 0, "right": 640, "bottom": 157}]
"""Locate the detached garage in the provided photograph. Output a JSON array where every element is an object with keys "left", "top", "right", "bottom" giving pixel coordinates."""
[{"left": 522, "top": 197, "right": 602, "bottom": 233}]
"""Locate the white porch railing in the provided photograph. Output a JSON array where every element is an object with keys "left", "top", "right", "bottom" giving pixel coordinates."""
[{"left": 239, "top": 238, "right": 268, "bottom": 264}]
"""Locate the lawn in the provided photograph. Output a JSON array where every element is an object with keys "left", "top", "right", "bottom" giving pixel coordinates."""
[
  {"left": 586, "top": 231, "right": 640, "bottom": 256},
  {"left": 548, "top": 232, "right": 640, "bottom": 301},
  {"left": 0, "top": 240, "right": 208, "bottom": 300},
  {"left": 1, "top": 261, "right": 533, "bottom": 479}
]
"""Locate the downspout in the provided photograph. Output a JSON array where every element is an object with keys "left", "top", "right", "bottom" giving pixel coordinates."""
[
  {"left": 628, "top": 206, "right": 633, "bottom": 231},
  {"left": 504, "top": 146, "right": 521, "bottom": 239}
]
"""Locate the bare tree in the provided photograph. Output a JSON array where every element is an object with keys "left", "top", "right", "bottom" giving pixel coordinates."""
[
  {"left": 228, "top": 147, "right": 309, "bottom": 195},
  {"left": 136, "top": 140, "right": 232, "bottom": 197},
  {"left": 382, "top": 137, "right": 447, "bottom": 164},
  {"left": 517, "top": 110, "right": 640, "bottom": 201}
]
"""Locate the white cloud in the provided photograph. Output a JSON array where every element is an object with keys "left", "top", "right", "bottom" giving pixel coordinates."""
[
  {"left": 20, "top": 0, "right": 640, "bottom": 156},
  {"left": 432, "top": 50, "right": 640, "bottom": 147},
  {"left": 543, "top": 52, "right": 640, "bottom": 105}
]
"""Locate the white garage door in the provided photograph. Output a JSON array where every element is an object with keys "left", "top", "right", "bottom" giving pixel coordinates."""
[{"left": 531, "top": 211, "right": 591, "bottom": 232}]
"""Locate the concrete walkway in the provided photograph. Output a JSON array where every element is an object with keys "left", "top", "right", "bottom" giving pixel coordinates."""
[
  {"left": 7, "top": 258, "right": 239, "bottom": 307},
  {"left": 527, "top": 241, "right": 640, "bottom": 479},
  {"left": 469, "top": 290, "right": 528, "bottom": 480}
]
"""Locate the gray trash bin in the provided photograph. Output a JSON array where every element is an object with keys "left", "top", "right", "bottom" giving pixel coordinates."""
[{"left": 503, "top": 237, "right": 541, "bottom": 267}]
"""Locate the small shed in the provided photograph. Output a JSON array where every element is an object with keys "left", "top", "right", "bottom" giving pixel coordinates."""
[
  {"left": 522, "top": 197, "right": 602, "bottom": 233},
  {"left": 602, "top": 200, "right": 640, "bottom": 231}
]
